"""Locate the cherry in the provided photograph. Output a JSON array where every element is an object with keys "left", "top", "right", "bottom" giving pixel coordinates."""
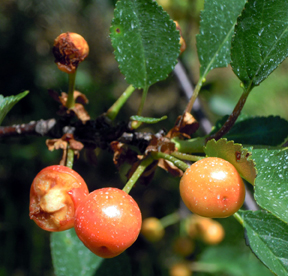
[
  {"left": 74, "top": 187, "right": 142, "bottom": 258},
  {"left": 169, "top": 262, "right": 192, "bottom": 276},
  {"left": 201, "top": 220, "right": 225, "bottom": 245},
  {"left": 53, "top": 32, "right": 89, "bottom": 74},
  {"left": 29, "top": 165, "right": 89, "bottom": 232},
  {"left": 173, "top": 236, "right": 195, "bottom": 257},
  {"left": 185, "top": 214, "right": 211, "bottom": 239},
  {"left": 180, "top": 157, "right": 245, "bottom": 218},
  {"left": 141, "top": 217, "right": 165, "bottom": 242},
  {"left": 185, "top": 214, "right": 225, "bottom": 244}
]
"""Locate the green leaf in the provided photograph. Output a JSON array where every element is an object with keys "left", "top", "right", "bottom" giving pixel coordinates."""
[
  {"left": 0, "top": 91, "right": 29, "bottom": 125},
  {"left": 252, "top": 148, "right": 288, "bottom": 224},
  {"left": 130, "top": 115, "right": 167, "bottom": 124},
  {"left": 212, "top": 115, "right": 288, "bottom": 146},
  {"left": 110, "top": 0, "right": 180, "bottom": 89},
  {"left": 204, "top": 138, "right": 256, "bottom": 185},
  {"left": 94, "top": 252, "right": 132, "bottom": 276},
  {"left": 196, "top": 0, "right": 246, "bottom": 78},
  {"left": 200, "top": 244, "right": 273, "bottom": 276},
  {"left": 231, "top": 0, "right": 288, "bottom": 89},
  {"left": 51, "top": 228, "right": 103, "bottom": 276},
  {"left": 239, "top": 210, "right": 288, "bottom": 276}
]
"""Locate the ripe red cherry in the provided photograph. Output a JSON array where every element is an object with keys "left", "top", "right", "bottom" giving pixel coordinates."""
[
  {"left": 29, "top": 165, "right": 89, "bottom": 232},
  {"left": 180, "top": 157, "right": 245, "bottom": 218},
  {"left": 74, "top": 187, "right": 142, "bottom": 258}
]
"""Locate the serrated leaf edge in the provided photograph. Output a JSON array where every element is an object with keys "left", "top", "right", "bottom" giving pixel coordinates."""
[
  {"left": 231, "top": 0, "right": 288, "bottom": 89},
  {"left": 204, "top": 138, "right": 257, "bottom": 185}
]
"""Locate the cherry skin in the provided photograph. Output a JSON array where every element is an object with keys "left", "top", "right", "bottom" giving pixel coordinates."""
[
  {"left": 29, "top": 165, "right": 89, "bottom": 232},
  {"left": 173, "top": 236, "right": 195, "bottom": 257},
  {"left": 185, "top": 214, "right": 213, "bottom": 239},
  {"left": 180, "top": 157, "right": 245, "bottom": 218},
  {"left": 185, "top": 214, "right": 225, "bottom": 244},
  {"left": 201, "top": 220, "right": 225, "bottom": 245},
  {"left": 169, "top": 262, "right": 192, "bottom": 276},
  {"left": 53, "top": 32, "right": 89, "bottom": 74},
  {"left": 74, "top": 187, "right": 142, "bottom": 258},
  {"left": 141, "top": 217, "right": 165, "bottom": 242}
]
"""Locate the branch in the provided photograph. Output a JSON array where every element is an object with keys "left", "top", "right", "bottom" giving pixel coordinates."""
[
  {"left": 0, "top": 116, "right": 155, "bottom": 153},
  {"left": 0, "top": 119, "right": 56, "bottom": 137}
]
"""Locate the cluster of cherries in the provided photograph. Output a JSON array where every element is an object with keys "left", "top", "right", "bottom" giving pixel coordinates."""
[
  {"left": 29, "top": 157, "right": 246, "bottom": 258},
  {"left": 29, "top": 32, "right": 246, "bottom": 260}
]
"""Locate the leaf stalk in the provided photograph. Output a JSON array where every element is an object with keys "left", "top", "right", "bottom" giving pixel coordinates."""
[
  {"left": 184, "top": 78, "right": 204, "bottom": 114},
  {"left": 106, "top": 85, "right": 135, "bottom": 121},
  {"left": 233, "top": 211, "right": 244, "bottom": 226},
  {"left": 131, "top": 86, "right": 149, "bottom": 129},
  {"left": 206, "top": 87, "right": 251, "bottom": 142}
]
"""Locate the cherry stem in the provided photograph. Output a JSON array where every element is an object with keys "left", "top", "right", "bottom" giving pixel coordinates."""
[
  {"left": 106, "top": 85, "right": 135, "bottom": 121},
  {"left": 206, "top": 88, "right": 251, "bottom": 142},
  {"left": 180, "top": 218, "right": 188, "bottom": 237},
  {"left": 122, "top": 156, "right": 154, "bottom": 194},
  {"left": 160, "top": 212, "right": 181, "bottom": 228},
  {"left": 150, "top": 151, "right": 189, "bottom": 171},
  {"left": 189, "top": 262, "right": 219, "bottom": 273},
  {"left": 171, "top": 151, "right": 204, "bottom": 162},
  {"left": 66, "top": 148, "right": 74, "bottom": 169},
  {"left": 233, "top": 211, "right": 244, "bottom": 226},
  {"left": 64, "top": 71, "right": 77, "bottom": 169},
  {"left": 66, "top": 71, "right": 77, "bottom": 109},
  {"left": 171, "top": 136, "right": 206, "bottom": 153}
]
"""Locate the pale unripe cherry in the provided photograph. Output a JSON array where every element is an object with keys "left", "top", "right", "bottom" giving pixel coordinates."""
[
  {"left": 201, "top": 220, "right": 225, "bottom": 245},
  {"left": 185, "top": 214, "right": 225, "bottom": 244},
  {"left": 180, "top": 157, "right": 245, "bottom": 218},
  {"left": 141, "top": 217, "right": 165, "bottom": 242},
  {"left": 185, "top": 214, "right": 213, "bottom": 238},
  {"left": 169, "top": 262, "right": 192, "bottom": 276},
  {"left": 173, "top": 236, "right": 195, "bottom": 257}
]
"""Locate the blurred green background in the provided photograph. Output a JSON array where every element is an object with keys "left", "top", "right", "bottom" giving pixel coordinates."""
[{"left": 0, "top": 0, "right": 286, "bottom": 275}]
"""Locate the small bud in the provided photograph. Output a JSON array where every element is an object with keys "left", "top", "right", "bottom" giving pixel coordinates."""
[{"left": 53, "top": 32, "right": 89, "bottom": 74}]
